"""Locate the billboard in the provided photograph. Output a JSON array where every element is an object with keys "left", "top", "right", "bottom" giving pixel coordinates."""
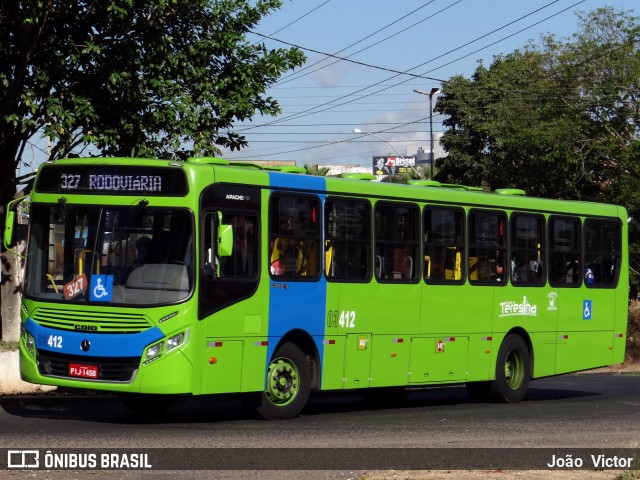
[{"left": 373, "top": 156, "right": 416, "bottom": 176}]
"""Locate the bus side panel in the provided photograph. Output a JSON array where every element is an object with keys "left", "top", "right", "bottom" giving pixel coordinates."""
[
  {"left": 409, "top": 336, "right": 468, "bottom": 383},
  {"left": 423, "top": 284, "right": 492, "bottom": 382},
  {"left": 345, "top": 282, "right": 419, "bottom": 388},
  {"left": 370, "top": 334, "right": 411, "bottom": 387},
  {"left": 556, "top": 288, "right": 615, "bottom": 373},
  {"left": 493, "top": 286, "right": 559, "bottom": 378},
  {"left": 266, "top": 175, "right": 327, "bottom": 387},
  {"left": 320, "top": 280, "right": 344, "bottom": 390}
]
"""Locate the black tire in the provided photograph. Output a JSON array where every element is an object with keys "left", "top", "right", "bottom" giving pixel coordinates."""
[
  {"left": 490, "top": 334, "right": 531, "bottom": 403},
  {"left": 255, "top": 342, "right": 311, "bottom": 420},
  {"left": 465, "top": 380, "right": 493, "bottom": 402},
  {"left": 117, "top": 393, "right": 178, "bottom": 415}
]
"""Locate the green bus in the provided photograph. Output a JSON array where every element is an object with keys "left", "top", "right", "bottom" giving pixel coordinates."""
[{"left": 5, "top": 157, "right": 628, "bottom": 419}]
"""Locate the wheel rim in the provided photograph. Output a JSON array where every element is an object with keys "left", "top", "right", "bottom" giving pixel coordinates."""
[
  {"left": 504, "top": 349, "right": 524, "bottom": 390},
  {"left": 265, "top": 357, "right": 299, "bottom": 406}
]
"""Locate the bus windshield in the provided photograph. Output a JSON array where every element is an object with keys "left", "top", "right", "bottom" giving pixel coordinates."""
[{"left": 24, "top": 202, "right": 194, "bottom": 305}]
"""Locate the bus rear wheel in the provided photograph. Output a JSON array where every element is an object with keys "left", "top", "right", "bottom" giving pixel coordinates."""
[
  {"left": 255, "top": 342, "right": 311, "bottom": 420},
  {"left": 490, "top": 334, "right": 530, "bottom": 403}
]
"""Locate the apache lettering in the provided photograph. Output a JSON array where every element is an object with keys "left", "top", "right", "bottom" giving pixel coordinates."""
[
  {"left": 499, "top": 296, "right": 537, "bottom": 317},
  {"left": 88, "top": 175, "right": 162, "bottom": 192},
  {"left": 225, "top": 194, "right": 246, "bottom": 201}
]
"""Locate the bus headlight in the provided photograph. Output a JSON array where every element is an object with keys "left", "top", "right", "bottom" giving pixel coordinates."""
[
  {"left": 146, "top": 342, "right": 164, "bottom": 361},
  {"left": 166, "top": 331, "right": 187, "bottom": 352},
  {"left": 24, "top": 331, "right": 36, "bottom": 357},
  {"left": 21, "top": 325, "right": 35, "bottom": 356}
]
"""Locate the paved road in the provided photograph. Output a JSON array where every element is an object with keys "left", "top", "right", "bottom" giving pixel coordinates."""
[{"left": 0, "top": 374, "right": 639, "bottom": 478}]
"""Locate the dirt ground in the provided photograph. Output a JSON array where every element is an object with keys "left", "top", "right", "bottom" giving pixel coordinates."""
[{"left": 360, "top": 470, "right": 634, "bottom": 479}]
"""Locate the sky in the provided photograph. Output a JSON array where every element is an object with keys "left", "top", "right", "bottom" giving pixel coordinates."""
[
  {"left": 16, "top": 0, "right": 634, "bottom": 178},
  {"left": 221, "top": 0, "right": 633, "bottom": 168}
]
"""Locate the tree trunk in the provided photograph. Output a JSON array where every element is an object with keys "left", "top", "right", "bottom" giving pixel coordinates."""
[{"left": 1, "top": 242, "right": 25, "bottom": 341}]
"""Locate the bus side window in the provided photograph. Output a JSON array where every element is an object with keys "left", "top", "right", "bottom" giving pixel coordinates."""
[
  {"left": 468, "top": 210, "right": 507, "bottom": 285},
  {"left": 269, "top": 194, "right": 321, "bottom": 280},
  {"left": 324, "top": 199, "right": 371, "bottom": 281},
  {"left": 424, "top": 207, "right": 465, "bottom": 284},
  {"left": 510, "top": 214, "right": 545, "bottom": 286},
  {"left": 584, "top": 219, "right": 621, "bottom": 288},
  {"left": 549, "top": 216, "right": 581, "bottom": 287},
  {"left": 374, "top": 202, "right": 419, "bottom": 283}
]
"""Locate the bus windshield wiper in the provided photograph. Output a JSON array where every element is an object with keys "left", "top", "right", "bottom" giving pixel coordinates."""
[
  {"left": 109, "top": 199, "right": 149, "bottom": 253},
  {"left": 57, "top": 197, "right": 75, "bottom": 244}
]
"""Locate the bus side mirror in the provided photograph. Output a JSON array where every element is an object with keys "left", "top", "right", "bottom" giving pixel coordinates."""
[
  {"left": 4, "top": 210, "right": 15, "bottom": 250},
  {"left": 217, "top": 212, "right": 233, "bottom": 257},
  {"left": 4, "top": 195, "right": 27, "bottom": 251},
  {"left": 217, "top": 224, "right": 233, "bottom": 257}
]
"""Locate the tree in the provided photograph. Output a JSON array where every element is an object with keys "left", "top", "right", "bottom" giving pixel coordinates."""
[
  {"left": 435, "top": 7, "right": 640, "bottom": 211},
  {"left": 304, "top": 164, "right": 330, "bottom": 176},
  {"left": 0, "top": 0, "right": 305, "bottom": 207}
]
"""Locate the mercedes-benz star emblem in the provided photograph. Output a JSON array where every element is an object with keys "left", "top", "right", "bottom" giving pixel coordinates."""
[{"left": 80, "top": 340, "right": 91, "bottom": 352}]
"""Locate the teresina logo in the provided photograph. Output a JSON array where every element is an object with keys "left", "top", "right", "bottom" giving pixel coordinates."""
[{"left": 499, "top": 296, "right": 537, "bottom": 317}]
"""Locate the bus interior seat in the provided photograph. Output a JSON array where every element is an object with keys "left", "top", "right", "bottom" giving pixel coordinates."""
[
  {"left": 403, "top": 255, "right": 413, "bottom": 279},
  {"left": 126, "top": 264, "right": 189, "bottom": 291},
  {"left": 375, "top": 255, "right": 384, "bottom": 278}
]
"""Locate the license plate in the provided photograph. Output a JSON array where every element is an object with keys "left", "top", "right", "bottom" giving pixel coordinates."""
[{"left": 68, "top": 363, "right": 98, "bottom": 379}]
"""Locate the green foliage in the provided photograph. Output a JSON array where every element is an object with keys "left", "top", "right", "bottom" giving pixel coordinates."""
[
  {"left": 436, "top": 7, "right": 640, "bottom": 212},
  {"left": 0, "top": 0, "right": 305, "bottom": 204},
  {"left": 304, "top": 164, "right": 330, "bottom": 176}
]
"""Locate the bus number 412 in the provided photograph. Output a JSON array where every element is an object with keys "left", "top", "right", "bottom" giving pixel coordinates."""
[
  {"left": 47, "top": 335, "right": 63, "bottom": 349},
  {"left": 327, "top": 310, "right": 356, "bottom": 329}
]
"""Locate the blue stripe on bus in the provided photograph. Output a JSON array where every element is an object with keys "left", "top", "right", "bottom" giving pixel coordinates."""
[
  {"left": 266, "top": 172, "right": 327, "bottom": 378},
  {"left": 25, "top": 318, "right": 164, "bottom": 357}
]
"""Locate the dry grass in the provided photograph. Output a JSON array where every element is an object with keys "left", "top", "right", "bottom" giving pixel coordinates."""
[{"left": 627, "top": 304, "right": 640, "bottom": 364}]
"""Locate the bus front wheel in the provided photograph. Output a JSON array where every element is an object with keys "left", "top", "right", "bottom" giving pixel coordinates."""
[
  {"left": 255, "top": 342, "right": 311, "bottom": 420},
  {"left": 490, "top": 334, "right": 530, "bottom": 403}
]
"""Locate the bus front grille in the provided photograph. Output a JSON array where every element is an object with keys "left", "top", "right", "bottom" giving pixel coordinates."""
[
  {"left": 31, "top": 308, "right": 151, "bottom": 333},
  {"left": 37, "top": 350, "right": 139, "bottom": 382}
]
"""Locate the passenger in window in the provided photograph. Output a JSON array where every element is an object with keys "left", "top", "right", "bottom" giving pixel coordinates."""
[
  {"left": 490, "top": 250, "right": 504, "bottom": 282},
  {"left": 134, "top": 236, "right": 152, "bottom": 265},
  {"left": 270, "top": 238, "right": 299, "bottom": 276},
  {"left": 585, "top": 265, "right": 595, "bottom": 285},
  {"left": 566, "top": 257, "right": 580, "bottom": 284},
  {"left": 529, "top": 256, "right": 541, "bottom": 276}
]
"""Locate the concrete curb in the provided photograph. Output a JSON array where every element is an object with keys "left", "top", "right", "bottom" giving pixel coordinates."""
[{"left": 0, "top": 350, "right": 56, "bottom": 394}]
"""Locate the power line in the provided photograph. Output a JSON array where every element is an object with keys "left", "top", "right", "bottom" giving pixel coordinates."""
[
  {"left": 271, "top": 0, "right": 460, "bottom": 87},
  {"left": 264, "top": 0, "right": 333, "bottom": 38},
  {"left": 239, "top": 0, "right": 572, "bottom": 134},
  {"left": 251, "top": 30, "right": 448, "bottom": 83}
]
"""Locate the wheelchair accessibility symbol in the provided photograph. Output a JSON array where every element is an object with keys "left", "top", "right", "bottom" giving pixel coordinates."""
[
  {"left": 90, "top": 275, "right": 114, "bottom": 302},
  {"left": 583, "top": 300, "right": 592, "bottom": 320}
]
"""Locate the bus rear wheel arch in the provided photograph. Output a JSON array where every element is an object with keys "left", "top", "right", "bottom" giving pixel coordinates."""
[
  {"left": 466, "top": 333, "right": 531, "bottom": 403},
  {"left": 254, "top": 342, "right": 311, "bottom": 420}
]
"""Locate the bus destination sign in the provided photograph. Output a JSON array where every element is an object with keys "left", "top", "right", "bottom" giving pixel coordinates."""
[{"left": 35, "top": 164, "right": 188, "bottom": 196}]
